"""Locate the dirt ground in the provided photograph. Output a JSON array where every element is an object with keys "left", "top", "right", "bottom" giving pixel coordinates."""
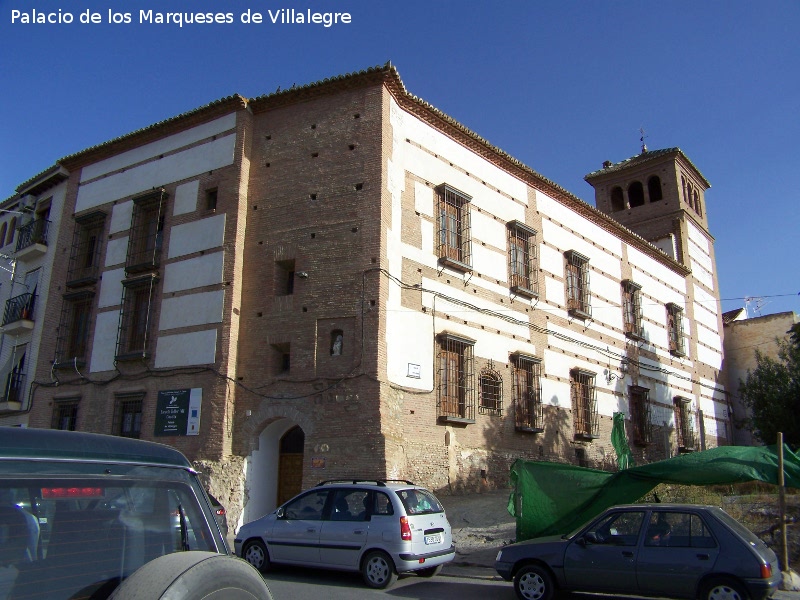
[{"left": 440, "top": 489, "right": 517, "bottom": 565}]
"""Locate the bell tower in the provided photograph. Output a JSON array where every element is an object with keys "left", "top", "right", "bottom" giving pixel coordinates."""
[{"left": 584, "top": 147, "right": 711, "bottom": 268}]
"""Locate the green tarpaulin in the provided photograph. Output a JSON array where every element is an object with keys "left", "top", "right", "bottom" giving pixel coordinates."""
[{"left": 508, "top": 444, "right": 800, "bottom": 541}]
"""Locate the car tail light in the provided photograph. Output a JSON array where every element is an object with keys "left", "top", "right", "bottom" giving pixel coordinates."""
[
  {"left": 41, "top": 487, "right": 104, "bottom": 498},
  {"left": 400, "top": 516, "right": 412, "bottom": 541},
  {"left": 215, "top": 507, "right": 226, "bottom": 517},
  {"left": 761, "top": 563, "right": 773, "bottom": 579}
]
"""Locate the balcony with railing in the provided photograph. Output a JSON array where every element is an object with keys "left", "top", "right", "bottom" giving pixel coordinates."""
[
  {"left": 14, "top": 218, "right": 50, "bottom": 260},
  {"left": 2, "top": 292, "right": 36, "bottom": 335}
]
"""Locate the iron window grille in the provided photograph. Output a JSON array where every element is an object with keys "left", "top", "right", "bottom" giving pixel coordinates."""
[
  {"left": 126, "top": 190, "right": 166, "bottom": 274},
  {"left": 67, "top": 211, "right": 106, "bottom": 287},
  {"left": 565, "top": 250, "right": 591, "bottom": 319},
  {"left": 629, "top": 385, "right": 652, "bottom": 446},
  {"left": 116, "top": 274, "right": 158, "bottom": 360},
  {"left": 479, "top": 361, "right": 503, "bottom": 416},
  {"left": 114, "top": 394, "right": 144, "bottom": 438},
  {"left": 507, "top": 221, "right": 539, "bottom": 298},
  {"left": 2, "top": 291, "right": 36, "bottom": 326},
  {"left": 3, "top": 366, "right": 26, "bottom": 405},
  {"left": 15, "top": 218, "right": 50, "bottom": 252},
  {"left": 622, "top": 280, "right": 644, "bottom": 340},
  {"left": 51, "top": 400, "right": 79, "bottom": 430},
  {"left": 667, "top": 303, "right": 686, "bottom": 356},
  {"left": 54, "top": 290, "right": 95, "bottom": 367},
  {"left": 437, "top": 332, "right": 475, "bottom": 423},
  {"left": 512, "top": 354, "right": 543, "bottom": 432},
  {"left": 674, "top": 397, "right": 696, "bottom": 452},
  {"left": 436, "top": 184, "right": 472, "bottom": 272},
  {"left": 571, "top": 368, "right": 599, "bottom": 439}
]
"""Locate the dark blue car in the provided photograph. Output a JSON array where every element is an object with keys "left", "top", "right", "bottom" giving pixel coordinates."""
[{"left": 495, "top": 503, "right": 781, "bottom": 600}]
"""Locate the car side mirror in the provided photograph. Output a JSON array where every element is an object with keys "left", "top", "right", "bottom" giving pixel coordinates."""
[
  {"left": 583, "top": 532, "right": 599, "bottom": 544},
  {"left": 276, "top": 507, "right": 285, "bottom": 519}
]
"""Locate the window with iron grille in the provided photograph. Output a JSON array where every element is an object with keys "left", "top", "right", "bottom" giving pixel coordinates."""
[
  {"left": 437, "top": 333, "right": 475, "bottom": 423},
  {"left": 54, "top": 291, "right": 95, "bottom": 367},
  {"left": 51, "top": 399, "right": 79, "bottom": 430},
  {"left": 629, "top": 385, "right": 652, "bottom": 446},
  {"left": 126, "top": 190, "right": 165, "bottom": 274},
  {"left": 571, "top": 369, "right": 598, "bottom": 438},
  {"left": 507, "top": 221, "right": 538, "bottom": 298},
  {"left": 565, "top": 250, "right": 591, "bottom": 319},
  {"left": 622, "top": 280, "right": 644, "bottom": 340},
  {"left": 512, "top": 354, "right": 543, "bottom": 432},
  {"left": 436, "top": 184, "right": 472, "bottom": 272},
  {"left": 479, "top": 361, "right": 503, "bottom": 416},
  {"left": 115, "top": 394, "right": 143, "bottom": 438},
  {"left": 117, "top": 275, "right": 157, "bottom": 359},
  {"left": 674, "top": 397, "right": 696, "bottom": 452},
  {"left": 67, "top": 212, "right": 106, "bottom": 286},
  {"left": 667, "top": 303, "right": 686, "bottom": 356}
]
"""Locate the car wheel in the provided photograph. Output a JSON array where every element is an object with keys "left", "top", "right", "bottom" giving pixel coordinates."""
[
  {"left": 361, "top": 550, "right": 398, "bottom": 589},
  {"left": 242, "top": 540, "right": 271, "bottom": 573},
  {"left": 700, "top": 577, "right": 750, "bottom": 600},
  {"left": 514, "top": 564, "right": 555, "bottom": 600},
  {"left": 416, "top": 565, "right": 442, "bottom": 578}
]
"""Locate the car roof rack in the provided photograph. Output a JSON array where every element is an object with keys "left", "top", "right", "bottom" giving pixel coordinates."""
[{"left": 316, "top": 479, "right": 416, "bottom": 487}]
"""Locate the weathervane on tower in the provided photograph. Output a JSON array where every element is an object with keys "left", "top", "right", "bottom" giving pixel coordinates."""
[{"left": 639, "top": 127, "right": 648, "bottom": 153}]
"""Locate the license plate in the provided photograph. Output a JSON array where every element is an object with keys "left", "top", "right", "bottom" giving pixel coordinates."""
[{"left": 424, "top": 533, "right": 442, "bottom": 545}]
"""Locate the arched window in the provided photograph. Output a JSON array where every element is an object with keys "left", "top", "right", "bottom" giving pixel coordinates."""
[
  {"left": 647, "top": 176, "right": 663, "bottom": 202},
  {"left": 695, "top": 192, "right": 703, "bottom": 218},
  {"left": 628, "top": 181, "right": 644, "bottom": 207},
  {"left": 0, "top": 223, "right": 7, "bottom": 247},
  {"left": 6, "top": 217, "right": 16, "bottom": 247},
  {"left": 610, "top": 186, "right": 625, "bottom": 211}
]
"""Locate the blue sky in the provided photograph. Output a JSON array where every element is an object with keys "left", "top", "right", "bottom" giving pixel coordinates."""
[{"left": 2, "top": 0, "right": 798, "bottom": 318}]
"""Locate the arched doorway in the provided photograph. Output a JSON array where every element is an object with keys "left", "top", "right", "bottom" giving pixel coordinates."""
[
  {"left": 241, "top": 420, "right": 305, "bottom": 527},
  {"left": 277, "top": 426, "right": 304, "bottom": 506}
]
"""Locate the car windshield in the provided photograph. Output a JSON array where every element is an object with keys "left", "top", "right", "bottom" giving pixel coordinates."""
[
  {"left": 396, "top": 488, "right": 443, "bottom": 515},
  {"left": 0, "top": 471, "right": 217, "bottom": 600}
]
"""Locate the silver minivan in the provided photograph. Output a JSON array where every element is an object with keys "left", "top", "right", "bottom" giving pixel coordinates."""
[{"left": 235, "top": 479, "right": 455, "bottom": 588}]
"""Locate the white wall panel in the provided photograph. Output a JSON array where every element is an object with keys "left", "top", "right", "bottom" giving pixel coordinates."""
[
  {"left": 472, "top": 244, "right": 506, "bottom": 282},
  {"left": 421, "top": 277, "right": 530, "bottom": 339},
  {"left": 628, "top": 246, "right": 687, "bottom": 291},
  {"left": 173, "top": 180, "right": 200, "bottom": 216},
  {"left": 98, "top": 268, "right": 125, "bottom": 308},
  {"left": 539, "top": 244, "right": 564, "bottom": 275},
  {"left": 391, "top": 98, "right": 529, "bottom": 204},
  {"left": 110, "top": 201, "right": 133, "bottom": 234},
  {"left": 696, "top": 344, "right": 722, "bottom": 369},
  {"left": 159, "top": 290, "right": 224, "bottom": 331},
  {"left": 90, "top": 310, "right": 120, "bottom": 372},
  {"left": 471, "top": 210, "right": 507, "bottom": 250},
  {"left": 81, "top": 114, "right": 236, "bottom": 182},
  {"left": 687, "top": 221, "right": 710, "bottom": 253},
  {"left": 537, "top": 193, "right": 622, "bottom": 256},
  {"left": 105, "top": 237, "right": 128, "bottom": 268},
  {"left": 544, "top": 275, "right": 564, "bottom": 307},
  {"left": 76, "top": 134, "right": 236, "bottom": 212},
  {"left": 541, "top": 220, "right": 621, "bottom": 278},
  {"left": 155, "top": 329, "right": 217, "bottom": 368},
  {"left": 386, "top": 308, "right": 434, "bottom": 390},
  {"left": 690, "top": 258, "right": 714, "bottom": 289},
  {"left": 163, "top": 252, "right": 224, "bottom": 293},
  {"left": 168, "top": 214, "right": 226, "bottom": 259},
  {"left": 414, "top": 181, "right": 433, "bottom": 217}
]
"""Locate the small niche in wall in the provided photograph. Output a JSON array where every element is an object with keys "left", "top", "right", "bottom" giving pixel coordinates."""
[{"left": 330, "top": 329, "right": 343, "bottom": 356}]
